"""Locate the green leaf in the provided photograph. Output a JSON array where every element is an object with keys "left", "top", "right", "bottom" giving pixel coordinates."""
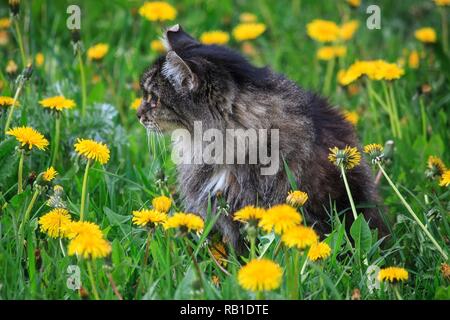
[
  {"left": 434, "top": 286, "right": 450, "bottom": 300},
  {"left": 350, "top": 214, "right": 372, "bottom": 261},
  {"left": 283, "top": 158, "right": 298, "bottom": 190}
]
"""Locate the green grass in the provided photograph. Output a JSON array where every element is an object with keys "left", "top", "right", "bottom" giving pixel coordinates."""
[{"left": 0, "top": 0, "right": 449, "bottom": 300}]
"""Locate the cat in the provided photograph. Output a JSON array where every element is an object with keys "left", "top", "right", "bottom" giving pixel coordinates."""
[{"left": 137, "top": 24, "right": 386, "bottom": 251}]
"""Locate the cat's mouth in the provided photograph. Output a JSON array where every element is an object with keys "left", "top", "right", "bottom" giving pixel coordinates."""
[{"left": 139, "top": 112, "right": 183, "bottom": 133}]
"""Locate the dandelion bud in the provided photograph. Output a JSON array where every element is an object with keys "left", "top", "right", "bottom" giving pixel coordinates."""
[
  {"left": 71, "top": 28, "right": 83, "bottom": 53},
  {"left": 22, "top": 62, "right": 33, "bottom": 80},
  {"left": 79, "top": 286, "right": 89, "bottom": 300},
  {"left": 383, "top": 140, "right": 395, "bottom": 163},
  {"left": 9, "top": 0, "right": 20, "bottom": 17},
  {"left": 6, "top": 59, "right": 18, "bottom": 75},
  {"left": 286, "top": 190, "right": 308, "bottom": 207}
]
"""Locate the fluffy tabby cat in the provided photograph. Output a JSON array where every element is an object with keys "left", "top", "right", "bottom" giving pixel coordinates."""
[{"left": 137, "top": 25, "right": 386, "bottom": 250}]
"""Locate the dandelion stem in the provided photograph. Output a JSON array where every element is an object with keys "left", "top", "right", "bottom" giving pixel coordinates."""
[
  {"left": 392, "top": 285, "right": 403, "bottom": 300},
  {"left": 300, "top": 255, "right": 308, "bottom": 276},
  {"left": 419, "top": 97, "right": 427, "bottom": 140},
  {"left": 59, "top": 238, "right": 66, "bottom": 257},
  {"left": 366, "top": 80, "right": 383, "bottom": 143},
  {"left": 388, "top": 83, "right": 402, "bottom": 139},
  {"left": 78, "top": 50, "right": 87, "bottom": 120},
  {"left": 377, "top": 162, "right": 448, "bottom": 260},
  {"left": 256, "top": 290, "right": 265, "bottom": 300},
  {"left": 80, "top": 159, "right": 91, "bottom": 221},
  {"left": 51, "top": 115, "right": 61, "bottom": 167},
  {"left": 290, "top": 250, "right": 301, "bottom": 300},
  {"left": 17, "top": 149, "right": 25, "bottom": 194},
  {"left": 86, "top": 260, "right": 100, "bottom": 300},
  {"left": 13, "top": 19, "right": 27, "bottom": 69},
  {"left": 382, "top": 82, "right": 398, "bottom": 138},
  {"left": 184, "top": 237, "right": 206, "bottom": 296},
  {"left": 4, "top": 80, "right": 24, "bottom": 134},
  {"left": 18, "top": 188, "right": 40, "bottom": 238},
  {"left": 340, "top": 165, "right": 358, "bottom": 221},
  {"left": 143, "top": 228, "right": 153, "bottom": 269},
  {"left": 249, "top": 231, "right": 256, "bottom": 260}
]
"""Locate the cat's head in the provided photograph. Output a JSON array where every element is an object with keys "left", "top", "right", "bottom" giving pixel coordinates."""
[{"left": 137, "top": 24, "right": 270, "bottom": 132}]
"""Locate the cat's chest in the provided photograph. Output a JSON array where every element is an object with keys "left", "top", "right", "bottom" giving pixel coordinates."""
[{"left": 178, "top": 165, "right": 234, "bottom": 198}]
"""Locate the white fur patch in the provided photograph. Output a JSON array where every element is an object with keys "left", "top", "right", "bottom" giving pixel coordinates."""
[
  {"left": 162, "top": 60, "right": 185, "bottom": 88},
  {"left": 204, "top": 169, "right": 230, "bottom": 196}
]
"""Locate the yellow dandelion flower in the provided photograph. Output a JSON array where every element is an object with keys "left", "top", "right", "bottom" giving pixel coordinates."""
[
  {"left": 0, "top": 17, "right": 11, "bottom": 29},
  {"left": 6, "top": 126, "right": 49, "bottom": 150},
  {"left": 164, "top": 212, "right": 204, "bottom": 233},
  {"left": 42, "top": 166, "right": 58, "bottom": 182},
  {"left": 139, "top": 1, "right": 177, "bottom": 22},
  {"left": 131, "top": 98, "right": 142, "bottom": 110},
  {"left": 281, "top": 225, "right": 318, "bottom": 250},
  {"left": 342, "top": 110, "right": 359, "bottom": 126},
  {"left": 152, "top": 195, "right": 172, "bottom": 213},
  {"left": 427, "top": 155, "right": 446, "bottom": 176},
  {"left": 363, "top": 143, "right": 384, "bottom": 163},
  {"left": 346, "top": 0, "right": 361, "bottom": 8},
  {"left": 434, "top": 0, "right": 450, "bottom": 6},
  {"left": 308, "top": 242, "right": 331, "bottom": 261},
  {"left": 6, "top": 59, "right": 18, "bottom": 74},
  {"left": 415, "top": 27, "right": 437, "bottom": 43},
  {"left": 39, "top": 96, "right": 76, "bottom": 111},
  {"left": 132, "top": 209, "right": 167, "bottom": 227},
  {"left": 210, "top": 242, "right": 228, "bottom": 267},
  {"left": 328, "top": 145, "right": 361, "bottom": 170},
  {"left": 233, "top": 205, "right": 266, "bottom": 224},
  {"left": 337, "top": 63, "right": 364, "bottom": 86},
  {"left": 74, "top": 138, "right": 110, "bottom": 165},
  {"left": 316, "top": 45, "right": 347, "bottom": 60},
  {"left": 408, "top": 50, "right": 420, "bottom": 69},
  {"left": 68, "top": 233, "right": 111, "bottom": 259},
  {"left": 238, "top": 259, "right": 283, "bottom": 292},
  {"left": 38, "top": 208, "right": 72, "bottom": 238},
  {"left": 0, "top": 96, "right": 19, "bottom": 107},
  {"left": 87, "top": 43, "right": 109, "bottom": 61},
  {"left": 286, "top": 190, "right": 308, "bottom": 207},
  {"left": 35, "top": 52, "right": 44, "bottom": 67},
  {"left": 259, "top": 204, "right": 302, "bottom": 234},
  {"left": 380, "top": 62, "right": 405, "bottom": 81},
  {"left": 339, "top": 20, "right": 359, "bottom": 41},
  {"left": 439, "top": 169, "right": 450, "bottom": 187},
  {"left": 306, "top": 19, "right": 340, "bottom": 43},
  {"left": 232, "top": 23, "right": 266, "bottom": 41},
  {"left": 200, "top": 31, "right": 230, "bottom": 45},
  {"left": 65, "top": 220, "right": 103, "bottom": 239},
  {"left": 150, "top": 39, "right": 166, "bottom": 53},
  {"left": 239, "top": 12, "right": 258, "bottom": 23},
  {"left": 378, "top": 267, "right": 409, "bottom": 283}
]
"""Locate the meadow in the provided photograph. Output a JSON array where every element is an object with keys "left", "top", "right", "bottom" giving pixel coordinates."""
[{"left": 0, "top": 0, "right": 449, "bottom": 300}]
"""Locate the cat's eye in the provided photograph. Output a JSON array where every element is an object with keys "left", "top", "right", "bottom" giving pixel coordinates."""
[{"left": 150, "top": 95, "right": 159, "bottom": 109}]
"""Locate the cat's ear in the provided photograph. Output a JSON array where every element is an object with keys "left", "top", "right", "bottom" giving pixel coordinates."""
[
  {"left": 162, "top": 50, "right": 198, "bottom": 91},
  {"left": 163, "top": 24, "right": 199, "bottom": 52}
]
